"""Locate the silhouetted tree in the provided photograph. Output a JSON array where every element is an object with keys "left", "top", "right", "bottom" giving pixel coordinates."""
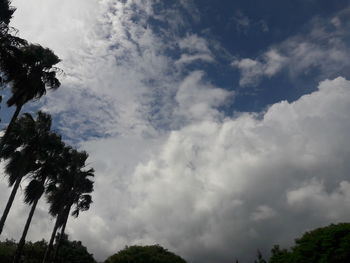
[
  {"left": 0, "top": 237, "right": 96, "bottom": 263},
  {"left": 104, "top": 245, "right": 187, "bottom": 263},
  {"left": 0, "top": 44, "right": 61, "bottom": 151},
  {"left": 53, "top": 234, "right": 96, "bottom": 263},
  {"left": 51, "top": 150, "right": 94, "bottom": 263},
  {"left": 0, "top": 0, "right": 26, "bottom": 121},
  {"left": 0, "top": 239, "right": 16, "bottom": 262},
  {"left": 254, "top": 250, "right": 267, "bottom": 263},
  {"left": 41, "top": 149, "right": 94, "bottom": 263},
  {"left": 13, "top": 113, "right": 64, "bottom": 263},
  {"left": 269, "top": 245, "right": 290, "bottom": 263},
  {"left": 268, "top": 223, "right": 350, "bottom": 263},
  {"left": 0, "top": 112, "right": 53, "bottom": 235},
  {"left": 0, "top": 0, "right": 14, "bottom": 25}
]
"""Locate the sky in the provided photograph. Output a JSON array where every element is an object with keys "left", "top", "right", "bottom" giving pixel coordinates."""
[{"left": 1, "top": 0, "right": 350, "bottom": 262}]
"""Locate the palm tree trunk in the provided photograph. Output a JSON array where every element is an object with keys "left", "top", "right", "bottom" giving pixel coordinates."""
[
  {"left": 52, "top": 206, "right": 71, "bottom": 263},
  {"left": 0, "top": 176, "right": 22, "bottom": 235},
  {"left": 12, "top": 197, "right": 39, "bottom": 263},
  {"left": 42, "top": 213, "right": 62, "bottom": 263},
  {"left": 0, "top": 104, "right": 22, "bottom": 152}
]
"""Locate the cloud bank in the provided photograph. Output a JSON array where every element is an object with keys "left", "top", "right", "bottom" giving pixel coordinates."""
[{"left": 73, "top": 77, "right": 350, "bottom": 262}]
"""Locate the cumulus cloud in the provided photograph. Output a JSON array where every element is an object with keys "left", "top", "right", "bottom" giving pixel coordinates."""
[
  {"left": 64, "top": 77, "right": 350, "bottom": 262},
  {"left": 233, "top": 8, "right": 350, "bottom": 86},
  {"left": 173, "top": 71, "right": 233, "bottom": 125}
]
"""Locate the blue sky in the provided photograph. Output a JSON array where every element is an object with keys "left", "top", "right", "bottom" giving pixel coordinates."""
[{"left": 1, "top": 1, "right": 350, "bottom": 262}]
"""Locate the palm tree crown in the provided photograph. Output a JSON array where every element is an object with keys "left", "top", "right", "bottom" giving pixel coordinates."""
[
  {"left": 6, "top": 44, "right": 61, "bottom": 107},
  {"left": 0, "top": 112, "right": 56, "bottom": 235}
]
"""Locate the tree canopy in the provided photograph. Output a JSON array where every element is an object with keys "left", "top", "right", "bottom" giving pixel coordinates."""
[
  {"left": 269, "top": 223, "right": 350, "bottom": 263},
  {"left": 105, "top": 245, "right": 187, "bottom": 263},
  {"left": 0, "top": 236, "right": 96, "bottom": 263}
]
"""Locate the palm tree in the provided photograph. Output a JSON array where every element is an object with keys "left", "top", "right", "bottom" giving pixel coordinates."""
[
  {"left": 41, "top": 146, "right": 74, "bottom": 263},
  {"left": 0, "top": 112, "right": 52, "bottom": 235},
  {"left": 53, "top": 173, "right": 93, "bottom": 263},
  {"left": 13, "top": 124, "right": 64, "bottom": 263},
  {"left": 0, "top": 0, "right": 23, "bottom": 53},
  {"left": 0, "top": 44, "right": 61, "bottom": 151},
  {"left": 49, "top": 150, "right": 94, "bottom": 263}
]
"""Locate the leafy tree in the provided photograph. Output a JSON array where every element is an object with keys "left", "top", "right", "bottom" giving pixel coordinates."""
[
  {"left": 0, "top": 237, "right": 96, "bottom": 263},
  {"left": 24, "top": 240, "right": 47, "bottom": 263},
  {"left": 268, "top": 223, "right": 350, "bottom": 263},
  {"left": 269, "top": 245, "right": 291, "bottom": 263},
  {"left": 0, "top": 112, "right": 53, "bottom": 235},
  {"left": 53, "top": 234, "right": 96, "bottom": 263},
  {"left": 254, "top": 250, "right": 267, "bottom": 263},
  {"left": 104, "top": 245, "right": 187, "bottom": 263},
  {"left": 0, "top": 239, "right": 16, "bottom": 262}
]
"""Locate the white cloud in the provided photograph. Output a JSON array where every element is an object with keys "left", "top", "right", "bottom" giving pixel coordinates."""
[
  {"left": 11, "top": 0, "right": 99, "bottom": 61},
  {"left": 232, "top": 50, "right": 287, "bottom": 86},
  {"left": 173, "top": 71, "right": 233, "bottom": 125},
  {"left": 10, "top": 0, "right": 222, "bottom": 141},
  {"left": 175, "top": 53, "right": 214, "bottom": 65},
  {"left": 233, "top": 9, "right": 350, "bottom": 86},
  {"left": 178, "top": 34, "right": 212, "bottom": 54},
  {"left": 65, "top": 77, "right": 350, "bottom": 262},
  {"left": 287, "top": 180, "right": 350, "bottom": 220},
  {"left": 176, "top": 34, "right": 215, "bottom": 66}
]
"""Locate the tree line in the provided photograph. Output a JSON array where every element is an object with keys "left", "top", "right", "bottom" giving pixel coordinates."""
[
  {"left": 0, "top": 1, "right": 95, "bottom": 262},
  {"left": 250, "top": 223, "right": 350, "bottom": 263},
  {"left": 0, "top": 234, "right": 96, "bottom": 263},
  {"left": 1, "top": 223, "right": 349, "bottom": 263}
]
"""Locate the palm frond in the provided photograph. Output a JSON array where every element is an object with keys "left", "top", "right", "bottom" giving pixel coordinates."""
[{"left": 24, "top": 179, "right": 44, "bottom": 204}]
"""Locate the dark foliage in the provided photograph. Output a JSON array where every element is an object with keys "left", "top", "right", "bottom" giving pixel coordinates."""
[
  {"left": 5, "top": 44, "right": 61, "bottom": 108},
  {"left": 55, "top": 234, "right": 96, "bottom": 263},
  {"left": 0, "top": 236, "right": 96, "bottom": 263},
  {"left": 254, "top": 250, "right": 267, "bottom": 263},
  {"left": 269, "top": 223, "right": 350, "bottom": 263},
  {"left": 0, "top": 0, "right": 15, "bottom": 25},
  {"left": 105, "top": 245, "right": 187, "bottom": 263}
]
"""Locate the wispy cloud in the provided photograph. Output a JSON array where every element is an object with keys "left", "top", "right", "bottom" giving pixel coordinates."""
[
  {"left": 233, "top": 8, "right": 350, "bottom": 86},
  {"left": 233, "top": 11, "right": 250, "bottom": 33},
  {"left": 12, "top": 0, "right": 224, "bottom": 141}
]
